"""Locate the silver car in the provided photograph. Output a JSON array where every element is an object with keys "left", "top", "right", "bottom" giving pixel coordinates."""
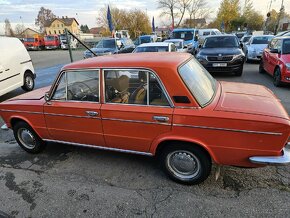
[{"left": 244, "top": 35, "right": 274, "bottom": 62}]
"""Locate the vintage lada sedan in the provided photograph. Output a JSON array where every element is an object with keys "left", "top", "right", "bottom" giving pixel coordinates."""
[{"left": 1, "top": 53, "right": 290, "bottom": 185}]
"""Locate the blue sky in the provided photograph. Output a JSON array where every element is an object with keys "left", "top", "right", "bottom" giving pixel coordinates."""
[{"left": 0, "top": 0, "right": 288, "bottom": 34}]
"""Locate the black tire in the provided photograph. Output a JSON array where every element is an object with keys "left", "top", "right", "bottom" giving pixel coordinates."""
[
  {"left": 245, "top": 52, "right": 250, "bottom": 63},
  {"left": 259, "top": 59, "right": 266, "bottom": 74},
  {"left": 235, "top": 66, "right": 243, "bottom": 76},
  {"left": 22, "top": 72, "right": 35, "bottom": 91},
  {"left": 159, "top": 143, "right": 212, "bottom": 185},
  {"left": 13, "top": 121, "right": 46, "bottom": 154},
  {"left": 273, "top": 68, "right": 282, "bottom": 87}
]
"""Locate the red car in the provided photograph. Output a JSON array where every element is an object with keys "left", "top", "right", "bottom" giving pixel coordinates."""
[
  {"left": 1, "top": 53, "right": 290, "bottom": 185},
  {"left": 260, "top": 36, "right": 290, "bottom": 86}
]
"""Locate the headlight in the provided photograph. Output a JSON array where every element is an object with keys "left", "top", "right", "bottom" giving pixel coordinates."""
[
  {"left": 186, "top": 42, "right": 193, "bottom": 48},
  {"left": 286, "top": 63, "right": 290, "bottom": 71},
  {"left": 233, "top": 54, "right": 244, "bottom": 60},
  {"left": 104, "top": 52, "right": 112, "bottom": 55},
  {"left": 196, "top": 54, "right": 207, "bottom": 61}
]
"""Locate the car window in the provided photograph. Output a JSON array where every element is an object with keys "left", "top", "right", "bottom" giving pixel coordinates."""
[
  {"left": 96, "top": 39, "right": 116, "bottom": 48},
  {"left": 252, "top": 37, "right": 272, "bottom": 44},
  {"left": 269, "top": 39, "right": 277, "bottom": 49},
  {"left": 203, "top": 31, "right": 210, "bottom": 36},
  {"left": 52, "top": 71, "right": 99, "bottom": 102},
  {"left": 179, "top": 58, "right": 216, "bottom": 107},
  {"left": 172, "top": 31, "right": 194, "bottom": 41},
  {"left": 283, "top": 39, "right": 290, "bottom": 54},
  {"left": 104, "top": 69, "right": 170, "bottom": 106},
  {"left": 134, "top": 46, "right": 169, "bottom": 53},
  {"left": 203, "top": 36, "right": 239, "bottom": 48},
  {"left": 170, "top": 44, "right": 176, "bottom": 51}
]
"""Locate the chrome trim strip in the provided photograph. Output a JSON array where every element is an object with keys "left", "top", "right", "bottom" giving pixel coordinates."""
[
  {"left": 1, "top": 109, "right": 43, "bottom": 115},
  {"left": 249, "top": 148, "right": 290, "bottom": 165},
  {"left": 43, "top": 139, "right": 153, "bottom": 156},
  {"left": 20, "top": 60, "right": 32, "bottom": 65},
  {"left": 102, "top": 117, "right": 171, "bottom": 126},
  {"left": 1, "top": 124, "right": 9, "bottom": 130},
  {"left": 44, "top": 112, "right": 101, "bottom": 119},
  {"left": 175, "top": 106, "right": 201, "bottom": 109},
  {"left": 173, "top": 124, "right": 283, "bottom": 136}
]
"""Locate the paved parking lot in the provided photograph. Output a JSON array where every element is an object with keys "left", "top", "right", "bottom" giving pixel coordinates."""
[{"left": 0, "top": 50, "right": 290, "bottom": 217}]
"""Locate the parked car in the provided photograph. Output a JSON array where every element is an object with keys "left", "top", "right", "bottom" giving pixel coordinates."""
[
  {"left": 164, "top": 39, "right": 188, "bottom": 52},
  {"left": 23, "top": 35, "right": 45, "bottom": 51},
  {"left": 240, "top": 35, "right": 252, "bottom": 45},
  {"left": 0, "top": 37, "right": 36, "bottom": 96},
  {"left": 83, "top": 38, "right": 135, "bottom": 58},
  {"left": 134, "top": 35, "right": 155, "bottom": 46},
  {"left": 133, "top": 42, "right": 176, "bottom": 53},
  {"left": 59, "top": 34, "right": 78, "bottom": 50},
  {"left": 198, "top": 28, "right": 221, "bottom": 45},
  {"left": 259, "top": 36, "right": 290, "bottom": 86},
  {"left": 196, "top": 35, "right": 245, "bottom": 76},
  {"left": 235, "top": 32, "right": 246, "bottom": 40},
  {"left": 170, "top": 28, "right": 199, "bottom": 54},
  {"left": 275, "top": 31, "right": 290, "bottom": 37},
  {"left": 1, "top": 53, "right": 289, "bottom": 185},
  {"left": 244, "top": 35, "right": 274, "bottom": 62},
  {"left": 44, "top": 34, "right": 60, "bottom": 49}
]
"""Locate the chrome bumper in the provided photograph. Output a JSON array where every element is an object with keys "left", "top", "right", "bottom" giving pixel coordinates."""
[
  {"left": 249, "top": 145, "right": 290, "bottom": 165},
  {"left": 1, "top": 124, "right": 9, "bottom": 130}
]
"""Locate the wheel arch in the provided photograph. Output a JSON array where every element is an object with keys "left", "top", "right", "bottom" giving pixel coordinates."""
[{"left": 9, "top": 116, "right": 41, "bottom": 137}]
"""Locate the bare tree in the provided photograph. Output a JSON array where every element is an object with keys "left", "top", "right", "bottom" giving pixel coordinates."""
[
  {"left": 35, "top": 7, "right": 56, "bottom": 33},
  {"left": 186, "top": 0, "right": 211, "bottom": 28},
  {"left": 4, "top": 19, "right": 14, "bottom": 36},
  {"left": 158, "top": 0, "right": 178, "bottom": 28},
  {"left": 14, "top": 24, "right": 25, "bottom": 36}
]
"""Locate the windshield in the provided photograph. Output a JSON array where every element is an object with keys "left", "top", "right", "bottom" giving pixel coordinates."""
[
  {"left": 242, "top": 36, "right": 251, "bottom": 42},
  {"left": 24, "top": 38, "right": 35, "bottom": 42},
  {"left": 140, "top": 37, "right": 151, "bottom": 43},
  {"left": 283, "top": 39, "right": 290, "bottom": 54},
  {"left": 45, "top": 36, "right": 56, "bottom": 41},
  {"left": 203, "top": 36, "right": 239, "bottom": 48},
  {"left": 173, "top": 31, "right": 194, "bottom": 41},
  {"left": 252, "top": 36, "right": 272, "bottom": 44},
  {"left": 96, "top": 39, "right": 116, "bottom": 48},
  {"left": 179, "top": 58, "right": 216, "bottom": 107},
  {"left": 134, "top": 46, "right": 168, "bottom": 53}
]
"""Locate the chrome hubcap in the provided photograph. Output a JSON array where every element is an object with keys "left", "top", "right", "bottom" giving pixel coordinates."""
[
  {"left": 25, "top": 76, "right": 33, "bottom": 89},
  {"left": 167, "top": 150, "right": 200, "bottom": 179},
  {"left": 17, "top": 128, "right": 36, "bottom": 149}
]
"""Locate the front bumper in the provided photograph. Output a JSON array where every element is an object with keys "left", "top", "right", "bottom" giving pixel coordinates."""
[{"left": 249, "top": 145, "right": 290, "bottom": 165}]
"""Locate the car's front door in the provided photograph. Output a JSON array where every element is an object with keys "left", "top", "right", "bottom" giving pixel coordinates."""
[
  {"left": 44, "top": 69, "right": 105, "bottom": 146},
  {"left": 268, "top": 39, "right": 282, "bottom": 74},
  {"left": 101, "top": 69, "right": 174, "bottom": 153}
]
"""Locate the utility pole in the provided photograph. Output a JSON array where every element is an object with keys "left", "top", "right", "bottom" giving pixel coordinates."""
[{"left": 274, "top": 0, "right": 284, "bottom": 35}]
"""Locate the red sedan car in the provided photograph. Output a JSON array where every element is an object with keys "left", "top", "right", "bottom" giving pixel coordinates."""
[
  {"left": 260, "top": 36, "right": 290, "bottom": 86},
  {"left": 1, "top": 53, "right": 290, "bottom": 185}
]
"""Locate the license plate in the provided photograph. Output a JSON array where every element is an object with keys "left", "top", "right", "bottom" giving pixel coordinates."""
[{"left": 213, "top": 63, "right": 227, "bottom": 67}]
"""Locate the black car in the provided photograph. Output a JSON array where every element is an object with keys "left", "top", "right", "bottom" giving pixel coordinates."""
[
  {"left": 84, "top": 38, "right": 135, "bottom": 58},
  {"left": 196, "top": 35, "right": 245, "bottom": 76}
]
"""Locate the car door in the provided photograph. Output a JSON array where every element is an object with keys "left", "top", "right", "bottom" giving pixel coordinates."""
[
  {"left": 101, "top": 69, "right": 174, "bottom": 153},
  {"left": 268, "top": 39, "right": 281, "bottom": 75},
  {"left": 44, "top": 69, "right": 105, "bottom": 147}
]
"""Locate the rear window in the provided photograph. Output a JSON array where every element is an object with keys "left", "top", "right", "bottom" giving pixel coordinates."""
[{"left": 134, "top": 46, "right": 169, "bottom": 53}]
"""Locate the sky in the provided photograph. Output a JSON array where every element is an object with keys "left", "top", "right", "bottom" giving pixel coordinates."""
[{"left": 0, "top": 0, "right": 289, "bottom": 34}]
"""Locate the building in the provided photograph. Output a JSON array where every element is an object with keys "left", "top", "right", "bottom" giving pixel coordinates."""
[
  {"left": 89, "top": 27, "right": 107, "bottom": 36},
  {"left": 18, "top": 28, "right": 40, "bottom": 38},
  {"left": 280, "top": 18, "right": 290, "bottom": 31},
  {"left": 44, "top": 16, "right": 79, "bottom": 35},
  {"left": 183, "top": 18, "right": 207, "bottom": 28}
]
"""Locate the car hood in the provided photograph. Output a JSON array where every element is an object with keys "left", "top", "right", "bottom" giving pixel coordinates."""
[
  {"left": 7, "top": 86, "right": 50, "bottom": 101},
  {"left": 199, "top": 48, "right": 242, "bottom": 56},
  {"left": 215, "top": 81, "right": 289, "bottom": 120},
  {"left": 87, "top": 48, "right": 116, "bottom": 54}
]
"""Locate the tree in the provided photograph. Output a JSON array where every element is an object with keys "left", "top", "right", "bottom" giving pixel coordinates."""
[
  {"left": 14, "top": 24, "right": 26, "bottom": 36},
  {"left": 158, "top": 0, "right": 191, "bottom": 28},
  {"left": 215, "top": 0, "right": 241, "bottom": 32},
  {"left": 243, "top": 0, "right": 253, "bottom": 17},
  {"left": 80, "top": 25, "right": 90, "bottom": 33},
  {"left": 4, "top": 19, "right": 14, "bottom": 36},
  {"left": 35, "top": 7, "right": 56, "bottom": 33},
  {"left": 186, "top": 0, "right": 211, "bottom": 28}
]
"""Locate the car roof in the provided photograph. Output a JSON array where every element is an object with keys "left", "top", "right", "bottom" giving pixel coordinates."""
[
  {"left": 139, "top": 35, "right": 152, "bottom": 38},
  {"left": 173, "top": 28, "right": 196, "bottom": 32},
  {"left": 274, "top": 36, "right": 290, "bottom": 40},
  {"left": 204, "top": 34, "right": 236, "bottom": 38},
  {"left": 137, "top": 42, "right": 171, "bottom": 47},
  {"left": 63, "top": 52, "right": 190, "bottom": 70},
  {"left": 164, "top": 39, "right": 184, "bottom": 42}
]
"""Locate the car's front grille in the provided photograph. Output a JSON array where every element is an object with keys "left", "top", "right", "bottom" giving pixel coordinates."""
[{"left": 207, "top": 56, "right": 233, "bottom": 62}]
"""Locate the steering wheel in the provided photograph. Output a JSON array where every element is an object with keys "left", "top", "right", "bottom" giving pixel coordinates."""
[{"left": 69, "top": 82, "right": 93, "bottom": 100}]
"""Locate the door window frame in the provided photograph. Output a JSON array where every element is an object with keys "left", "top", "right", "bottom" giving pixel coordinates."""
[{"left": 102, "top": 68, "right": 174, "bottom": 108}]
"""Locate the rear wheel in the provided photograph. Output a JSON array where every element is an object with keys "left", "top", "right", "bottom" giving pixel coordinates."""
[
  {"left": 273, "top": 68, "right": 282, "bottom": 87},
  {"left": 160, "top": 143, "right": 212, "bottom": 185},
  {"left": 22, "top": 72, "right": 35, "bottom": 91},
  {"left": 259, "top": 59, "right": 266, "bottom": 74},
  {"left": 13, "top": 121, "right": 46, "bottom": 154}
]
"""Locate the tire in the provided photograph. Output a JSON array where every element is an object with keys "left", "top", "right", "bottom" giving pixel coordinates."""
[
  {"left": 273, "top": 68, "right": 282, "bottom": 87},
  {"left": 245, "top": 52, "right": 250, "bottom": 63},
  {"left": 235, "top": 66, "right": 243, "bottom": 76},
  {"left": 22, "top": 72, "right": 35, "bottom": 91},
  {"left": 259, "top": 59, "right": 266, "bottom": 74},
  {"left": 13, "top": 121, "right": 46, "bottom": 154},
  {"left": 159, "top": 143, "right": 212, "bottom": 185}
]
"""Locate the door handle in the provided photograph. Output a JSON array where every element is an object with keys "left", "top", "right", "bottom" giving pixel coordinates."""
[
  {"left": 86, "top": 111, "right": 99, "bottom": 116},
  {"left": 153, "top": 116, "right": 169, "bottom": 122}
]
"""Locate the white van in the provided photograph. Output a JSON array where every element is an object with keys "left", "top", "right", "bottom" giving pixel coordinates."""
[
  {"left": 198, "top": 28, "right": 222, "bottom": 44},
  {"left": 0, "top": 37, "right": 35, "bottom": 96}
]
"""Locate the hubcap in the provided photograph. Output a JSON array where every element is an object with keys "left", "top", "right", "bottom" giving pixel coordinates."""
[
  {"left": 166, "top": 150, "right": 200, "bottom": 180},
  {"left": 17, "top": 128, "right": 36, "bottom": 149},
  {"left": 25, "top": 76, "right": 33, "bottom": 89}
]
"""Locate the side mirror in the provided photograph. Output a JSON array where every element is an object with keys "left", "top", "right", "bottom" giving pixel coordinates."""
[
  {"left": 198, "top": 44, "right": 202, "bottom": 49},
  {"left": 44, "top": 92, "right": 50, "bottom": 102},
  {"left": 194, "top": 36, "right": 198, "bottom": 41},
  {"left": 240, "top": 43, "right": 243, "bottom": 49},
  {"left": 270, "top": 48, "right": 278, "bottom": 53}
]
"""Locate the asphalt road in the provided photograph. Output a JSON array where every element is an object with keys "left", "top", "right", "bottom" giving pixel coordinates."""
[{"left": 0, "top": 51, "right": 290, "bottom": 217}]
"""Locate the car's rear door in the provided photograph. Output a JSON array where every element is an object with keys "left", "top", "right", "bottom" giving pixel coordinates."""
[
  {"left": 44, "top": 69, "right": 105, "bottom": 146},
  {"left": 101, "top": 69, "right": 174, "bottom": 153}
]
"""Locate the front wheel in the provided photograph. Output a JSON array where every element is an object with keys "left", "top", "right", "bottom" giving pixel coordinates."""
[
  {"left": 13, "top": 121, "right": 46, "bottom": 154},
  {"left": 273, "top": 68, "right": 282, "bottom": 87},
  {"left": 259, "top": 59, "right": 266, "bottom": 74},
  {"left": 160, "top": 143, "right": 212, "bottom": 185},
  {"left": 22, "top": 72, "right": 35, "bottom": 91},
  {"left": 235, "top": 66, "right": 243, "bottom": 76}
]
